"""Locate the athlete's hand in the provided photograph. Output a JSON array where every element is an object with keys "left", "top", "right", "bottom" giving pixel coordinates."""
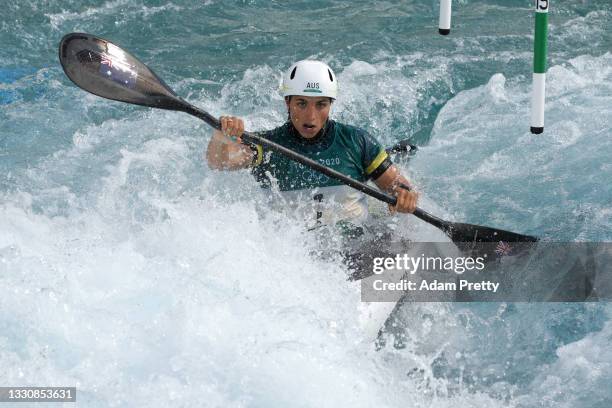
[
  {"left": 389, "top": 186, "right": 418, "bottom": 214},
  {"left": 219, "top": 116, "right": 245, "bottom": 143}
]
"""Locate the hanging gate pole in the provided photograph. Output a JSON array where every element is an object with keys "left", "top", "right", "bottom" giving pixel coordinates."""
[
  {"left": 530, "top": 0, "right": 549, "bottom": 134},
  {"left": 439, "top": 0, "right": 452, "bottom": 35}
]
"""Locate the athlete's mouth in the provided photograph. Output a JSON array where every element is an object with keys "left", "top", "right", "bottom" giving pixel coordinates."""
[{"left": 303, "top": 124, "right": 316, "bottom": 130}]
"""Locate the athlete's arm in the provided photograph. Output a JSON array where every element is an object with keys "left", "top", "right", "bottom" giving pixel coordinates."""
[
  {"left": 373, "top": 165, "right": 419, "bottom": 213},
  {"left": 206, "top": 116, "right": 255, "bottom": 170}
]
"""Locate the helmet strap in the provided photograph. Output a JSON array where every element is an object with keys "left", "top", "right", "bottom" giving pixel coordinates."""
[{"left": 285, "top": 96, "right": 292, "bottom": 121}]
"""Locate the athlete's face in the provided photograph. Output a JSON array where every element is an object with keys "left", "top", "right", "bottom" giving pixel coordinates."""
[{"left": 286, "top": 96, "right": 332, "bottom": 138}]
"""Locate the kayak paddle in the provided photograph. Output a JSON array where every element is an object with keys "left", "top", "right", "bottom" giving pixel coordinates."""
[{"left": 58, "top": 32, "right": 538, "bottom": 244}]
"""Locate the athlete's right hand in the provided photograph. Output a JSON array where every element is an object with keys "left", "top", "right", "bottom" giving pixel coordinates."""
[{"left": 219, "top": 116, "right": 245, "bottom": 143}]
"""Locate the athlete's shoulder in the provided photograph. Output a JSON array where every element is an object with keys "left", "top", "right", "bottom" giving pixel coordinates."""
[
  {"left": 331, "top": 120, "right": 388, "bottom": 177},
  {"left": 331, "top": 120, "right": 380, "bottom": 149},
  {"left": 331, "top": 120, "right": 368, "bottom": 137}
]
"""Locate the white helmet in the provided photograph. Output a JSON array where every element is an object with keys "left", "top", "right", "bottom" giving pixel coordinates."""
[{"left": 280, "top": 60, "right": 338, "bottom": 99}]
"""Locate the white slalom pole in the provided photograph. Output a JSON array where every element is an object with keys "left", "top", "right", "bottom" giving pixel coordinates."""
[
  {"left": 530, "top": 0, "right": 549, "bottom": 134},
  {"left": 439, "top": 0, "right": 452, "bottom": 35}
]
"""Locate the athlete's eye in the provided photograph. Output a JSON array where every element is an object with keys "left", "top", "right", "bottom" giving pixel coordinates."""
[{"left": 317, "top": 102, "right": 329, "bottom": 109}]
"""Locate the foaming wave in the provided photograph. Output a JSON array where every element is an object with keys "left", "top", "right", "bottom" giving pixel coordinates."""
[
  {"left": 515, "top": 305, "right": 612, "bottom": 408},
  {"left": 414, "top": 53, "right": 612, "bottom": 240},
  {"left": 0, "top": 174, "right": 421, "bottom": 406},
  {"left": 334, "top": 56, "right": 454, "bottom": 147},
  {"left": 1, "top": 85, "right": 434, "bottom": 406}
]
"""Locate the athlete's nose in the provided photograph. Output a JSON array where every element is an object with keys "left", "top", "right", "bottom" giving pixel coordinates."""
[{"left": 305, "top": 103, "right": 317, "bottom": 121}]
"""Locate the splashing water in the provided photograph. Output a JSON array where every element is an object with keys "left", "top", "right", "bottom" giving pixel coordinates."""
[{"left": 1, "top": 1, "right": 611, "bottom": 406}]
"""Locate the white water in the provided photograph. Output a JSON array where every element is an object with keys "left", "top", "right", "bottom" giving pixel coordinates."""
[{"left": 2, "top": 2, "right": 611, "bottom": 405}]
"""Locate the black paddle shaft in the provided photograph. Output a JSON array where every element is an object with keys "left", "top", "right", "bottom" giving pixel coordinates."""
[
  {"left": 181, "top": 103, "right": 398, "bottom": 204},
  {"left": 184, "top": 104, "right": 537, "bottom": 243},
  {"left": 58, "top": 32, "right": 539, "bottom": 244}
]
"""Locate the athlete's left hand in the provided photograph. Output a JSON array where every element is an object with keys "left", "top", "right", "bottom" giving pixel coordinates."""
[{"left": 389, "top": 188, "right": 418, "bottom": 214}]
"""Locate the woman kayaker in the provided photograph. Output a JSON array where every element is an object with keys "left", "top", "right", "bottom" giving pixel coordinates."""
[{"left": 206, "top": 60, "right": 418, "bottom": 228}]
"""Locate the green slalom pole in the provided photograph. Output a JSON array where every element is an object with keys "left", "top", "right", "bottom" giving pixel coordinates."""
[{"left": 530, "top": 0, "right": 549, "bottom": 134}]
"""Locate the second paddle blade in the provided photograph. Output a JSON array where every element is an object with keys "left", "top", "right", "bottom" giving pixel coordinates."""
[
  {"left": 59, "top": 32, "right": 183, "bottom": 110},
  {"left": 447, "top": 221, "right": 539, "bottom": 243}
]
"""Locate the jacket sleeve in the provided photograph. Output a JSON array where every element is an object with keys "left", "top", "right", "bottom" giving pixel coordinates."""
[{"left": 359, "top": 130, "right": 392, "bottom": 180}]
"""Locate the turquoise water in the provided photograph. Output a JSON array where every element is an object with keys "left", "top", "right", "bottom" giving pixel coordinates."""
[{"left": 1, "top": 1, "right": 611, "bottom": 407}]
